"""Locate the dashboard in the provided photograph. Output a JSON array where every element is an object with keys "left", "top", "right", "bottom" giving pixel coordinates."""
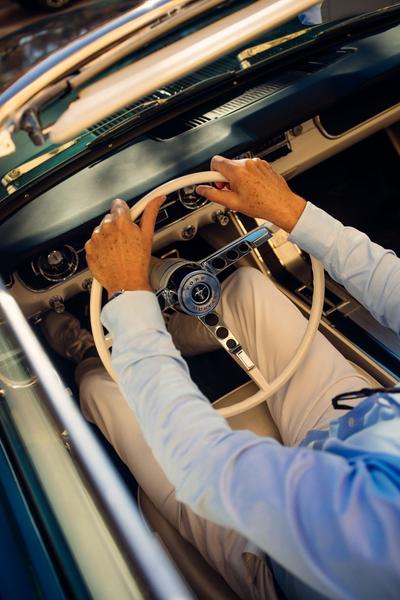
[
  {"left": 1, "top": 21, "right": 399, "bottom": 318},
  {"left": 7, "top": 107, "right": 400, "bottom": 319}
]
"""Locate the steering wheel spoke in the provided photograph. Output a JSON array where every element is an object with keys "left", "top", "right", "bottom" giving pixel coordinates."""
[
  {"left": 198, "top": 311, "right": 255, "bottom": 372},
  {"left": 198, "top": 310, "right": 276, "bottom": 400},
  {"left": 201, "top": 224, "right": 272, "bottom": 275}
]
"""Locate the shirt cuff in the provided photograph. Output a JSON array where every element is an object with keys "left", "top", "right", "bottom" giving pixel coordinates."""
[
  {"left": 288, "top": 202, "right": 343, "bottom": 259},
  {"left": 101, "top": 291, "right": 166, "bottom": 338}
]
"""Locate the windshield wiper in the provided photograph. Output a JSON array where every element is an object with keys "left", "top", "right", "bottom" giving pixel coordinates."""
[
  {"left": 87, "top": 70, "right": 236, "bottom": 148},
  {"left": 237, "top": 28, "right": 309, "bottom": 69}
]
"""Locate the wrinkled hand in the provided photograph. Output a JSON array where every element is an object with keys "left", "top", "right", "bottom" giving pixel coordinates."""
[
  {"left": 196, "top": 155, "right": 306, "bottom": 232},
  {"left": 85, "top": 197, "right": 165, "bottom": 298}
]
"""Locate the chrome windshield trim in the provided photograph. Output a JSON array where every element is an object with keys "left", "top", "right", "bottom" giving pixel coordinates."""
[
  {"left": 0, "top": 284, "right": 193, "bottom": 600},
  {"left": 0, "top": 0, "right": 222, "bottom": 132}
]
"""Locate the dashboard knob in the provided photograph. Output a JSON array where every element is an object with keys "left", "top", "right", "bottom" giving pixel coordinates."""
[
  {"left": 47, "top": 250, "right": 64, "bottom": 266},
  {"left": 49, "top": 296, "right": 65, "bottom": 314},
  {"left": 213, "top": 210, "right": 230, "bottom": 227},
  {"left": 37, "top": 245, "right": 79, "bottom": 282}
]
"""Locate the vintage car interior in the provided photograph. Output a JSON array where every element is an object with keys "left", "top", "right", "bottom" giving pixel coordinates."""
[{"left": 0, "top": 2, "right": 399, "bottom": 597}]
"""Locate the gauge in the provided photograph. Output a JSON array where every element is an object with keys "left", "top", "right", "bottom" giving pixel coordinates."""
[
  {"left": 177, "top": 185, "right": 208, "bottom": 210},
  {"left": 37, "top": 245, "right": 79, "bottom": 282}
]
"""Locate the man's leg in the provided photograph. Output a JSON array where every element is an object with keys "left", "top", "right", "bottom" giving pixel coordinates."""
[
  {"left": 218, "top": 267, "right": 369, "bottom": 446},
  {"left": 77, "top": 358, "right": 276, "bottom": 600}
]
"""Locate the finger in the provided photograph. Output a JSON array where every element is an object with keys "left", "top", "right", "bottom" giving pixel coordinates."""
[
  {"left": 99, "top": 213, "right": 113, "bottom": 229},
  {"left": 255, "top": 158, "right": 272, "bottom": 174},
  {"left": 92, "top": 226, "right": 101, "bottom": 238},
  {"left": 140, "top": 195, "right": 166, "bottom": 239},
  {"left": 111, "top": 198, "right": 131, "bottom": 222},
  {"left": 210, "top": 155, "right": 239, "bottom": 179},
  {"left": 196, "top": 185, "right": 239, "bottom": 209},
  {"left": 84, "top": 239, "right": 93, "bottom": 256},
  {"left": 215, "top": 181, "right": 231, "bottom": 190}
]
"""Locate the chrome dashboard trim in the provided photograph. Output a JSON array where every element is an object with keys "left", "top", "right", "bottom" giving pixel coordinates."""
[
  {"left": 1, "top": 139, "right": 80, "bottom": 192},
  {"left": 314, "top": 104, "right": 400, "bottom": 139}
]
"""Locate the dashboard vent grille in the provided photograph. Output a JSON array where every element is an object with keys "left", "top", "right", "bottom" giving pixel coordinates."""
[
  {"left": 203, "top": 81, "right": 284, "bottom": 120},
  {"left": 86, "top": 56, "right": 237, "bottom": 138},
  {"left": 87, "top": 95, "right": 156, "bottom": 136},
  {"left": 153, "top": 80, "right": 286, "bottom": 139}
]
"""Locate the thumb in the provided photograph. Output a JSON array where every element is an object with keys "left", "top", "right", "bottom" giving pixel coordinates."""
[
  {"left": 196, "top": 185, "right": 240, "bottom": 210},
  {"left": 210, "top": 155, "right": 238, "bottom": 178},
  {"left": 140, "top": 195, "right": 166, "bottom": 239}
]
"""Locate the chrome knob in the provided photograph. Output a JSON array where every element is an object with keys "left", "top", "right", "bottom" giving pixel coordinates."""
[
  {"left": 49, "top": 296, "right": 65, "bottom": 314},
  {"left": 47, "top": 250, "right": 64, "bottom": 266},
  {"left": 214, "top": 210, "right": 230, "bottom": 227}
]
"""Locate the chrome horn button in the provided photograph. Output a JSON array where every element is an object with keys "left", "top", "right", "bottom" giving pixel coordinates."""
[{"left": 178, "top": 270, "right": 220, "bottom": 316}]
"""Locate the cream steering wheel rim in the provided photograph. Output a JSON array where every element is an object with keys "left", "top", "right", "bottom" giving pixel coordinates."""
[{"left": 90, "top": 171, "right": 325, "bottom": 417}]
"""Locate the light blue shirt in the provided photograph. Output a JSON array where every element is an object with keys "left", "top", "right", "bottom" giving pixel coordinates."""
[{"left": 102, "top": 202, "right": 400, "bottom": 599}]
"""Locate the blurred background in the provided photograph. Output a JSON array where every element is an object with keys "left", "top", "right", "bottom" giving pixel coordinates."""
[
  {"left": 0, "top": 0, "right": 95, "bottom": 36},
  {"left": 1, "top": 0, "right": 399, "bottom": 38}
]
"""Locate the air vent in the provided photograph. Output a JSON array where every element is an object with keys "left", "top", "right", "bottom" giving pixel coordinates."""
[
  {"left": 87, "top": 94, "right": 157, "bottom": 137},
  {"left": 153, "top": 80, "right": 286, "bottom": 139}
]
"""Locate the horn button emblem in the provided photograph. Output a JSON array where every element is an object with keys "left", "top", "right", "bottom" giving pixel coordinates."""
[
  {"left": 192, "top": 283, "right": 211, "bottom": 304},
  {"left": 178, "top": 270, "right": 220, "bottom": 316}
]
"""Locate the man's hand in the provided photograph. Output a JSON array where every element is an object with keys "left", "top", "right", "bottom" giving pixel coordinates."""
[
  {"left": 196, "top": 155, "right": 306, "bottom": 233},
  {"left": 85, "top": 196, "right": 165, "bottom": 298}
]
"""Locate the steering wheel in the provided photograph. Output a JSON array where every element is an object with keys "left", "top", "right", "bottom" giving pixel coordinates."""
[{"left": 90, "top": 172, "right": 325, "bottom": 418}]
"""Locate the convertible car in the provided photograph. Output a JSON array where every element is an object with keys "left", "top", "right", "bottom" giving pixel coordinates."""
[{"left": 0, "top": 0, "right": 399, "bottom": 597}]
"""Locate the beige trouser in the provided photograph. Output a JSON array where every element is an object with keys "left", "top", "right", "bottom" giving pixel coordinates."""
[{"left": 76, "top": 267, "right": 368, "bottom": 599}]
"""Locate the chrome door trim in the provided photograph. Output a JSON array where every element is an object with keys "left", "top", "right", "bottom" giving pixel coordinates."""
[{"left": 0, "top": 284, "right": 193, "bottom": 600}]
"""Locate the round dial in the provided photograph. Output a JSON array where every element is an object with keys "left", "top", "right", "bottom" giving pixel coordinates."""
[
  {"left": 177, "top": 185, "right": 208, "bottom": 210},
  {"left": 37, "top": 245, "right": 79, "bottom": 282}
]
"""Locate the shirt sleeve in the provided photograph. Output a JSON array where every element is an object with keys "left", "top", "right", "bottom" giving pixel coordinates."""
[
  {"left": 289, "top": 202, "right": 400, "bottom": 335},
  {"left": 102, "top": 292, "right": 400, "bottom": 599}
]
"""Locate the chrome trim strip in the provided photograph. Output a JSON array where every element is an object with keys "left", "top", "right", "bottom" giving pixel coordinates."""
[
  {"left": 314, "top": 105, "right": 400, "bottom": 139},
  {"left": 0, "top": 285, "right": 193, "bottom": 600},
  {"left": 237, "top": 27, "right": 308, "bottom": 69},
  {"left": 1, "top": 138, "right": 80, "bottom": 189}
]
